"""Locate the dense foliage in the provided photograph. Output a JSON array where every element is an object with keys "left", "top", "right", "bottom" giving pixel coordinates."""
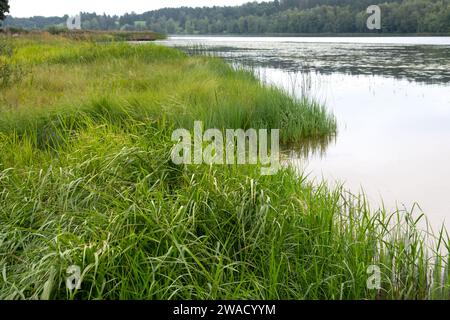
[
  {"left": 3, "top": 0, "right": 450, "bottom": 34},
  {"left": 0, "top": 0, "right": 9, "bottom": 23}
]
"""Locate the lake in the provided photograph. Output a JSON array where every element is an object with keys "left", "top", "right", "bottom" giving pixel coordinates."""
[{"left": 158, "top": 36, "right": 450, "bottom": 231}]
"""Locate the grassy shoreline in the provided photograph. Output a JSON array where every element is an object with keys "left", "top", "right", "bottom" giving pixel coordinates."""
[
  {"left": 0, "top": 29, "right": 167, "bottom": 41},
  {"left": 0, "top": 35, "right": 448, "bottom": 300}
]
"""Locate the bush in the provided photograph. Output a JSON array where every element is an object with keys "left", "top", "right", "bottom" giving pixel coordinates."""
[
  {"left": 5, "top": 27, "right": 28, "bottom": 34},
  {"left": 47, "top": 26, "right": 69, "bottom": 35}
]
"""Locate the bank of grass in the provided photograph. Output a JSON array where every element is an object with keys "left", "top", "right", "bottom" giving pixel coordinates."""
[
  {"left": 0, "top": 35, "right": 448, "bottom": 300},
  {"left": 1, "top": 28, "right": 166, "bottom": 42}
]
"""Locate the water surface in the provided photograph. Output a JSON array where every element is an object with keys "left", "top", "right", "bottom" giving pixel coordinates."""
[{"left": 159, "top": 36, "right": 450, "bottom": 230}]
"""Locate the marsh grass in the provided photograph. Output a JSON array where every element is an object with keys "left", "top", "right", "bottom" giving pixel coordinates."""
[{"left": 0, "top": 35, "right": 448, "bottom": 300}]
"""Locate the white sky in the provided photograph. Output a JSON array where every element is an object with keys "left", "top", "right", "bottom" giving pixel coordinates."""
[{"left": 9, "top": 0, "right": 260, "bottom": 18}]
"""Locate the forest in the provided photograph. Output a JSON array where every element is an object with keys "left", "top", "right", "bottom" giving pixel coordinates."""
[{"left": 2, "top": 0, "right": 450, "bottom": 35}]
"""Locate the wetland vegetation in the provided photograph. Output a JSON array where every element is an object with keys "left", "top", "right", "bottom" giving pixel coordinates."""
[{"left": 0, "top": 32, "right": 448, "bottom": 300}]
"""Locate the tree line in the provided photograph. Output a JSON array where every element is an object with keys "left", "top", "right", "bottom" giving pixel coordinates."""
[{"left": 2, "top": 0, "right": 450, "bottom": 34}]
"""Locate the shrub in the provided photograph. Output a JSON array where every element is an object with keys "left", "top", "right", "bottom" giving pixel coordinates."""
[{"left": 47, "top": 26, "right": 69, "bottom": 35}]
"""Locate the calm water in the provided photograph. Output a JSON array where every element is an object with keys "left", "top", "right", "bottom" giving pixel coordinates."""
[{"left": 159, "top": 36, "right": 450, "bottom": 230}]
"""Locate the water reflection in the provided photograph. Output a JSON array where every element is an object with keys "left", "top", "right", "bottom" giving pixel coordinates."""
[
  {"left": 162, "top": 37, "right": 450, "bottom": 85},
  {"left": 284, "top": 135, "right": 337, "bottom": 159}
]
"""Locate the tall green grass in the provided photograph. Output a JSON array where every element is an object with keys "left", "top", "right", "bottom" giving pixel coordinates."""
[
  {"left": 1, "top": 36, "right": 335, "bottom": 142},
  {"left": 0, "top": 35, "right": 448, "bottom": 300}
]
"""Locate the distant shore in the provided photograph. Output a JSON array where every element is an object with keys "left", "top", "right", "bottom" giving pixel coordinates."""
[{"left": 165, "top": 32, "right": 450, "bottom": 37}]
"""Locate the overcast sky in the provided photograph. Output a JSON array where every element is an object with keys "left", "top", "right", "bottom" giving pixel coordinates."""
[{"left": 9, "top": 0, "right": 260, "bottom": 18}]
